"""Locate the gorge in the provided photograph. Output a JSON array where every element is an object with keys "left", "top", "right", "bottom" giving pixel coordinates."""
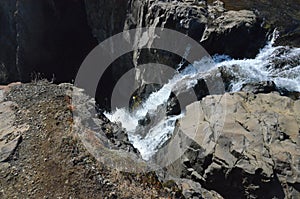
[{"left": 0, "top": 0, "right": 300, "bottom": 198}]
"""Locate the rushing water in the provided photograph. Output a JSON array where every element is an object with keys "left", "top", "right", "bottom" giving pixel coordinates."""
[
  {"left": 215, "top": 31, "right": 300, "bottom": 92},
  {"left": 106, "top": 32, "right": 300, "bottom": 160},
  {"left": 105, "top": 64, "right": 212, "bottom": 160}
]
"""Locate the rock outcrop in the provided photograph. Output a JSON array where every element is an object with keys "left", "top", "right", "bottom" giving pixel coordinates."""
[
  {"left": 0, "top": 80, "right": 299, "bottom": 198},
  {"left": 0, "top": 81, "right": 186, "bottom": 198},
  {"left": 84, "top": 0, "right": 268, "bottom": 110},
  {"left": 121, "top": 0, "right": 267, "bottom": 59},
  {"left": 240, "top": 81, "right": 278, "bottom": 94},
  {"left": 163, "top": 92, "right": 300, "bottom": 198},
  {"left": 216, "top": 0, "right": 300, "bottom": 48},
  {"left": 1, "top": 0, "right": 300, "bottom": 86}
]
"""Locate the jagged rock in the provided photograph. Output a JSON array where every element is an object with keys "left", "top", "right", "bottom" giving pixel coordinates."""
[
  {"left": 65, "top": 83, "right": 151, "bottom": 172},
  {"left": 163, "top": 92, "right": 300, "bottom": 198},
  {"left": 201, "top": 8, "right": 267, "bottom": 58},
  {"left": 175, "top": 178, "right": 224, "bottom": 199},
  {"left": 216, "top": 45, "right": 300, "bottom": 97},
  {"left": 0, "top": 88, "right": 29, "bottom": 163},
  {"left": 218, "top": 0, "right": 300, "bottom": 48},
  {"left": 122, "top": 0, "right": 267, "bottom": 59},
  {"left": 84, "top": 0, "right": 268, "bottom": 111},
  {"left": 241, "top": 81, "right": 277, "bottom": 94},
  {"left": 267, "top": 46, "right": 300, "bottom": 71},
  {"left": 0, "top": 90, "right": 3, "bottom": 102}
]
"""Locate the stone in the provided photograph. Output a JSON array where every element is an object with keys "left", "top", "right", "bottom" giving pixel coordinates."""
[
  {"left": 67, "top": 84, "right": 149, "bottom": 173},
  {"left": 164, "top": 92, "right": 300, "bottom": 198},
  {"left": 175, "top": 178, "right": 224, "bottom": 199},
  {"left": 0, "top": 100, "right": 27, "bottom": 162},
  {"left": 0, "top": 136, "right": 21, "bottom": 162},
  {"left": 201, "top": 8, "right": 267, "bottom": 58},
  {"left": 0, "top": 89, "right": 29, "bottom": 163},
  {"left": 86, "top": 0, "right": 268, "bottom": 110},
  {"left": 241, "top": 81, "right": 277, "bottom": 94}
]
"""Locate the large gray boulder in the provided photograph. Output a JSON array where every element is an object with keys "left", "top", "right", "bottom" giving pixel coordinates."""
[{"left": 162, "top": 92, "right": 300, "bottom": 198}]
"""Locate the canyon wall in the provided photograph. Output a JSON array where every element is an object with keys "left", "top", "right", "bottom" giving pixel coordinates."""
[{"left": 0, "top": 0, "right": 97, "bottom": 84}]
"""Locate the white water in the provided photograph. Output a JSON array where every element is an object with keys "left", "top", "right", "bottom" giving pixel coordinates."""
[
  {"left": 215, "top": 31, "right": 300, "bottom": 92},
  {"left": 105, "top": 63, "right": 213, "bottom": 160},
  {"left": 106, "top": 32, "right": 300, "bottom": 160}
]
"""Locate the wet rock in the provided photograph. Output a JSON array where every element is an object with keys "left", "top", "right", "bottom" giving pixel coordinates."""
[
  {"left": 163, "top": 92, "right": 300, "bottom": 198},
  {"left": 69, "top": 83, "right": 149, "bottom": 172},
  {"left": 241, "top": 81, "right": 277, "bottom": 94},
  {"left": 138, "top": 114, "right": 151, "bottom": 126},
  {"left": 267, "top": 46, "right": 300, "bottom": 74}
]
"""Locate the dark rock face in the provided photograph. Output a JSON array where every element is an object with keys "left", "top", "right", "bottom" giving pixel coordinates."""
[
  {"left": 210, "top": 0, "right": 300, "bottom": 48},
  {"left": 0, "top": 0, "right": 97, "bottom": 84},
  {"left": 84, "top": 0, "right": 128, "bottom": 43},
  {"left": 201, "top": 9, "right": 267, "bottom": 58},
  {"left": 241, "top": 81, "right": 277, "bottom": 94},
  {"left": 84, "top": 0, "right": 268, "bottom": 111},
  {"left": 121, "top": 0, "right": 267, "bottom": 59},
  {"left": 0, "top": 1, "right": 19, "bottom": 83}
]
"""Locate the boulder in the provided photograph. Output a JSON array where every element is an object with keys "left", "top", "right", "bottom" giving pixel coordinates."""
[
  {"left": 201, "top": 8, "right": 267, "bottom": 58},
  {"left": 0, "top": 85, "right": 29, "bottom": 163},
  {"left": 162, "top": 92, "right": 300, "bottom": 198}
]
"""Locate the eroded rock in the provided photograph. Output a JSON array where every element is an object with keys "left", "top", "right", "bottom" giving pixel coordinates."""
[
  {"left": 241, "top": 81, "right": 277, "bottom": 94},
  {"left": 164, "top": 92, "right": 300, "bottom": 198},
  {"left": 0, "top": 89, "right": 29, "bottom": 163}
]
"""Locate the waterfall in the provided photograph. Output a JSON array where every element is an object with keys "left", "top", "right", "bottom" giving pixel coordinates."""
[
  {"left": 106, "top": 31, "right": 300, "bottom": 160},
  {"left": 215, "top": 31, "right": 300, "bottom": 92}
]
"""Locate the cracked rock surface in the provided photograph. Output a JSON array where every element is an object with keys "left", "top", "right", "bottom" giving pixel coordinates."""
[{"left": 164, "top": 92, "right": 300, "bottom": 198}]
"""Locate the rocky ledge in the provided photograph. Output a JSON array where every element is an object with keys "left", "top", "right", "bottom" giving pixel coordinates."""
[
  {"left": 1, "top": 81, "right": 299, "bottom": 198},
  {"left": 162, "top": 91, "right": 300, "bottom": 198},
  {"left": 0, "top": 81, "right": 184, "bottom": 198}
]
